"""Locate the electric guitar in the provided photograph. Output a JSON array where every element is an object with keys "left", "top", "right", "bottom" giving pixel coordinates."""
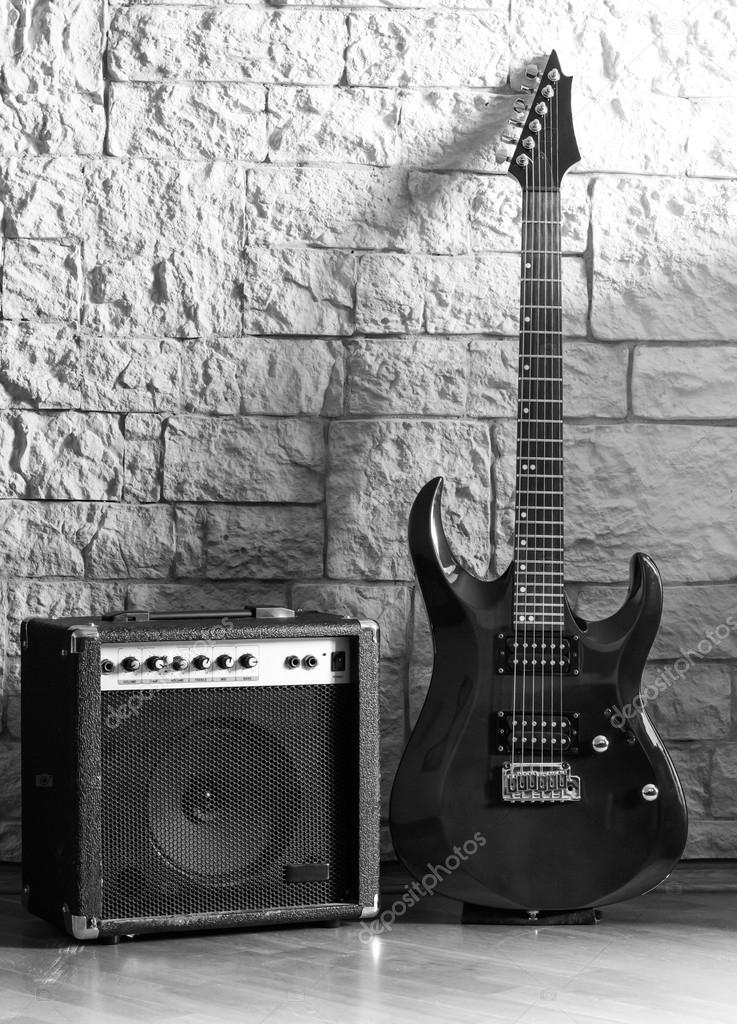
[{"left": 390, "top": 51, "right": 687, "bottom": 914}]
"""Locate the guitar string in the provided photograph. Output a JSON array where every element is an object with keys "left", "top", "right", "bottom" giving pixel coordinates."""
[
  {"left": 542, "top": 88, "right": 550, "bottom": 769},
  {"left": 554, "top": 80, "right": 564, "bottom": 766},
  {"left": 517, "top": 156, "right": 531, "bottom": 769}
]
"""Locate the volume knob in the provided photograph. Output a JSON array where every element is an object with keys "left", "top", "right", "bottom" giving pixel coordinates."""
[
  {"left": 216, "top": 654, "right": 234, "bottom": 669},
  {"left": 192, "top": 655, "right": 211, "bottom": 670},
  {"left": 172, "top": 656, "right": 189, "bottom": 671},
  {"left": 239, "top": 653, "right": 258, "bottom": 669},
  {"left": 122, "top": 656, "right": 140, "bottom": 672},
  {"left": 592, "top": 735, "right": 610, "bottom": 753},
  {"left": 146, "top": 655, "right": 167, "bottom": 671}
]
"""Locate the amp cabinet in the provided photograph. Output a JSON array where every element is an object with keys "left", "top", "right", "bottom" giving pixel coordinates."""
[{"left": 21, "top": 606, "right": 380, "bottom": 940}]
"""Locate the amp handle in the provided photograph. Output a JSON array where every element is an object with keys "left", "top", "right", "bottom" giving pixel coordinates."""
[{"left": 102, "top": 606, "right": 296, "bottom": 622}]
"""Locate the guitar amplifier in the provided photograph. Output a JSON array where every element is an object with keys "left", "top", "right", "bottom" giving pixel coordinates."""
[{"left": 21, "top": 606, "right": 380, "bottom": 941}]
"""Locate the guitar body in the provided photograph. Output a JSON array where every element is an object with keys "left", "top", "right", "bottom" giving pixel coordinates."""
[{"left": 390, "top": 478, "right": 688, "bottom": 911}]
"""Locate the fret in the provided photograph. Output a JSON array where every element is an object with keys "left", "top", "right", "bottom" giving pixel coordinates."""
[{"left": 515, "top": 189, "right": 564, "bottom": 610}]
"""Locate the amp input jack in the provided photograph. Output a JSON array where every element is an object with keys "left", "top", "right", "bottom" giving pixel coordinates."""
[
  {"left": 285, "top": 655, "right": 301, "bottom": 669},
  {"left": 302, "top": 655, "right": 319, "bottom": 670}
]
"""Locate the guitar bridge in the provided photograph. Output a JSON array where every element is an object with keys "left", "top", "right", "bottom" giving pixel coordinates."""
[{"left": 501, "top": 762, "right": 581, "bottom": 803}]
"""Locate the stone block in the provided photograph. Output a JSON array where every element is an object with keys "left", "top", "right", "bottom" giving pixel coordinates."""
[
  {"left": 109, "top": 83, "right": 267, "bottom": 160},
  {"left": 0, "top": 411, "right": 123, "bottom": 500},
  {"left": 248, "top": 167, "right": 408, "bottom": 249},
  {"left": 177, "top": 504, "right": 324, "bottom": 579},
  {"left": 164, "top": 416, "right": 325, "bottom": 503},
  {"left": 0, "top": 156, "right": 84, "bottom": 237},
  {"left": 345, "top": 337, "right": 469, "bottom": 416},
  {"left": 0, "top": 322, "right": 81, "bottom": 409},
  {"left": 123, "top": 413, "right": 164, "bottom": 503},
  {"left": 711, "top": 744, "right": 737, "bottom": 818},
  {"left": 667, "top": 741, "right": 711, "bottom": 819},
  {"left": 632, "top": 345, "right": 737, "bottom": 419},
  {"left": 243, "top": 249, "right": 355, "bottom": 335},
  {"left": 644, "top": 663, "right": 732, "bottom": 741},
  {"left": 327, "top": 419, "right": 491, "bottom": 579},
  {"left": 347, "top": 11, "right": 509, "bottom": 87},
  {"left": 85, "top": 504, "right": 176, "bottom": 578},
  {"left": 3, "top": 240, "right": 80, "bottom": 321},
  {"left": 356, "top": 255, "right": 426, "bottom": 333},
  {"left": 591, "top": 177, "right": 737, "bottom": 341},
  {"left": 109, "top": 7, "right": 345, "bottom": 83},
  {"left": 398, "top": 92, "right": 510, "bottom": 172},
  {"left": 182, "top": 337, "right": 343, "bottom": 416},
  {"left": 268, "top": 87, "right": 399, "bottom": 165}
]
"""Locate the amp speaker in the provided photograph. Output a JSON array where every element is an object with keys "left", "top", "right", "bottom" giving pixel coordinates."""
[{"left": 21, "top": 606, "right": 380, "bottom": 940}]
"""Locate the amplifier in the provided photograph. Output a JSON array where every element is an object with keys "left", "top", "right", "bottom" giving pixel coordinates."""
[{"left": 21, "top": 606, "right": 380, "bottom": 941}]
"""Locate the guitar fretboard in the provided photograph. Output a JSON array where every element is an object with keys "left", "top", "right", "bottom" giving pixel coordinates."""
[{"left": 513, "top": 189, "right": 564, "bottom": 628}]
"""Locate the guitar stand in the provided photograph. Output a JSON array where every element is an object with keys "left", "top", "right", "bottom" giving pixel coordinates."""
[{"left": 461, "top": 904, "right": 601, "bottom": 926}]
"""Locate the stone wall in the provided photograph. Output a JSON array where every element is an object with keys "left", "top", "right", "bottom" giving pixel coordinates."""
[{"left": 0, "top": 0, "right": 736, "bottom": 862}]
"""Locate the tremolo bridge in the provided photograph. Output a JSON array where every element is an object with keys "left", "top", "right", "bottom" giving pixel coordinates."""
[{"left": 501, "top": 763, "right": 581, "bottom": 803}]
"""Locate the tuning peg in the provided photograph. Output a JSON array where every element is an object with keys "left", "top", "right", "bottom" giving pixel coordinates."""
[
  {"left": 547, "top": 68, "right": 561, "bottom": 82},
  {"left": 528, "top": 119, "right": 542, "bottom": 133},
  {"left": 534, "top": 102, "right": 548, "bottom": 116},
  {"left": 515, "top": 154, "right": 531, "bottom": 167},
  {"left": 541, "top": 84, "right": 554, "bottom": 98},
  {"left": 522, "top": 136, "right": 536, "bottom": 150}
]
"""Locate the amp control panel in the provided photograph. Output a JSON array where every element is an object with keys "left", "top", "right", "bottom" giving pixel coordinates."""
[{"left": 99, "top": 637, "right": 351, "bottom": 691}]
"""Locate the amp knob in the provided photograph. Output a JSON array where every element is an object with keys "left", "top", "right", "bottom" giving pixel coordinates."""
[
  {"left": 216, "top": 654, "right": 234, "bottom": 669},
  {"left": 122, "top": 656, "right": 140, "bottom": 672},
  {"left": 192, "top": 655, "right": 211, "bottom": 670},
  {"left": 172, "top": 656, "right": 189, "bottom": 671},
  {"left": 239, "top": 653, "right": 258, "bottom": 669},
  {"left": 146, "top": 655, "right": 167, "bottom": 671}
]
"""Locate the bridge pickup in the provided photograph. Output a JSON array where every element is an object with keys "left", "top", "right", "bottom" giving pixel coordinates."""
[
  {"left": 492, "top": 711, "right": 580, "bottom": 755},
  {"left": 501, "top": 762, "right": 581, "bottom": 803},
  {"left": 494, "top": 634, "right": 580, "bottom": 676}
]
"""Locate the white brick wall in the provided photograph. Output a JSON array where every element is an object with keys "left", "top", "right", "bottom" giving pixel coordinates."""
[{"left": 1, "top": 0, "right": 736, "bottom": 861}]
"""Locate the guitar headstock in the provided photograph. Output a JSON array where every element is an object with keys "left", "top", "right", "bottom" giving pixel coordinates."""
[{"left": 505, "top": 50, "right": 580, "bottom": 190}]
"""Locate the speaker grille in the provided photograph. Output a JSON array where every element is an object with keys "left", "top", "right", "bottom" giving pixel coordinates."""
[{"left": 100, "top": 685, "right": 358, "bottom": 921}]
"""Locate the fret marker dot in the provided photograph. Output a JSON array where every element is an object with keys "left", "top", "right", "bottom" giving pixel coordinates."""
[
  {"left": 523, "top": 407, "right": 529, "bottom": 414},
  {"left": 520, "top": 512, "right": 527, "bottom": 518},
  {"left": 520, "top": 540, "right": 527, "bottom": 546},
  {"left": 524, "top": 316, "right": 531, "bottom": 323},
  {"left": 523, "top": 363, "right": 529, "bottom": 370},
  {"left": 530, "top": 463, "right": 536, "bottom": 470},
  {"left": 519, "top": 615, "right": 526, "bottom": 622},
  {"left": 525, "top": 262, "right": 531, "bottom": 269},
  {"left": 520, "top": 586, "right": 526, "bottom": 593},
  {"left": 520, "top": 564, "right": 526, "bottom": 570},
  {"left": 522, "top": 463, "right": 528, "bottom": 470}
]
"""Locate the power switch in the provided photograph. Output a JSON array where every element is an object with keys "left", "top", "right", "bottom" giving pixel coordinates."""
[{"left": 331, "top": 651, "right": 346, "bottom": 673}]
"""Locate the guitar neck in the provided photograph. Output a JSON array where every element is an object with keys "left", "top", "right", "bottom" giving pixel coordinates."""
[{"left": 513, "top": 188, "right": 564, "bottom": 628}]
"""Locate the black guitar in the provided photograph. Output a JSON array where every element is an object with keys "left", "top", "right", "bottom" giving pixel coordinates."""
[{"left": 390, "top": 51, "right": 687, "bottom": 914}]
